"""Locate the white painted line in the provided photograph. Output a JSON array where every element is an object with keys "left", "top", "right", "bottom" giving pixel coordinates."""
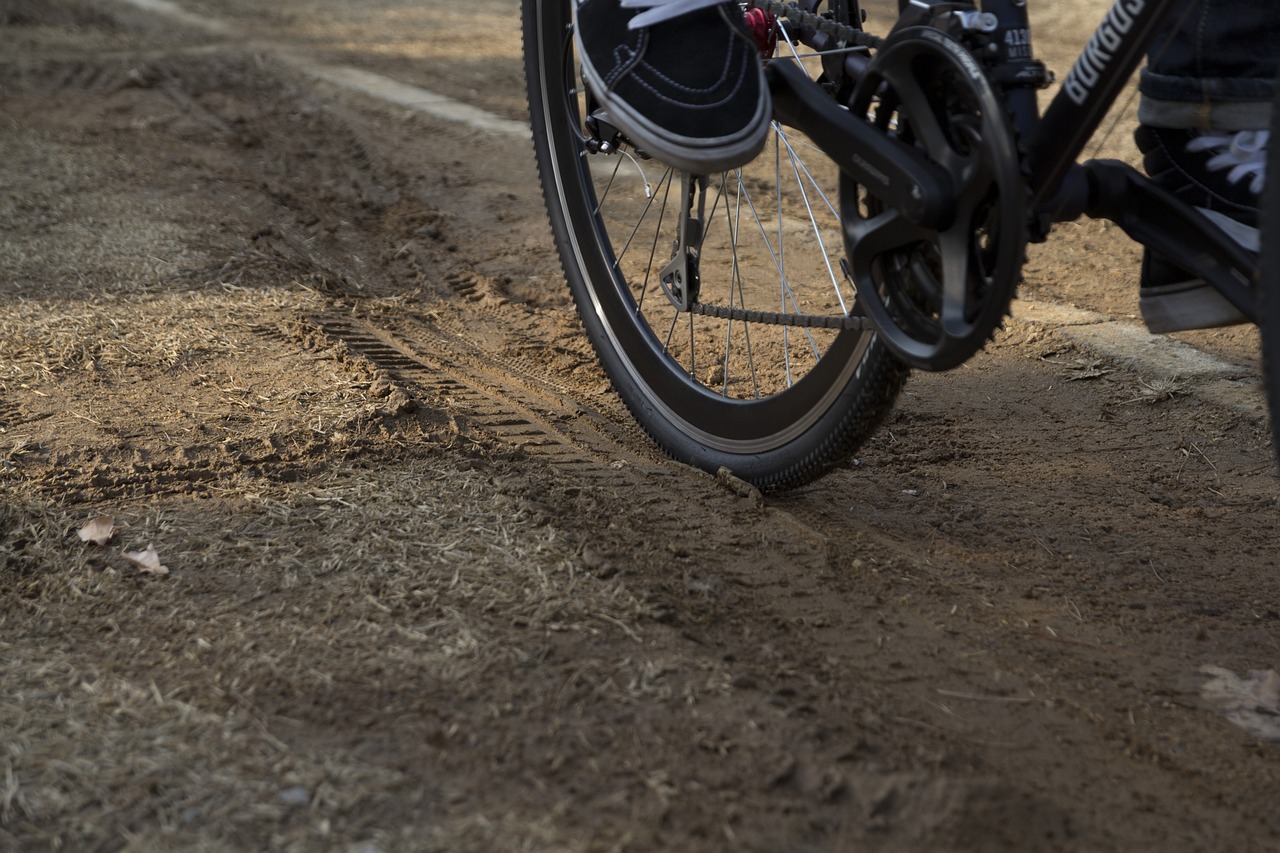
[
  {"left": 112, "top": 0, "right": 234, "bottom": 36},
  {"left": 1013, "top": 297, "right": 1265, "bottom": 418},
  {"left": 109, "top": 0, "right": 530, "bottom": 137},
  {"left": 279, "top": 56, "right": 530, "bottom": 138}
]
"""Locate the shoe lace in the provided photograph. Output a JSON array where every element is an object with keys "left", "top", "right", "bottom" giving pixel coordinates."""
[
  {"left": 1186, "top": 129, "right": 1269, "bottom": 195},
  {"left": 621, "top": 0, "right": 728, "bottom": 29}
]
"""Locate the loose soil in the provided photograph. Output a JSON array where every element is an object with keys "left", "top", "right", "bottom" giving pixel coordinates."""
[{"left": 3, "top": 1, "right": 1279, "bottom": 851}]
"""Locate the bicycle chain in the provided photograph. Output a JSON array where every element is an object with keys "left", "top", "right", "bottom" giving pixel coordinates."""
[
  {"left": 745, "top": 0, "right": 882, "bottom": 49},
  {"left": 689, "top": 301, "right": 874, "bottom": 330}
]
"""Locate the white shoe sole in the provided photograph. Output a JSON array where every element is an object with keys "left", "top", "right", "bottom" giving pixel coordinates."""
[{"left": 1140, "top": 207, "right": 1256, "bottom": 333}]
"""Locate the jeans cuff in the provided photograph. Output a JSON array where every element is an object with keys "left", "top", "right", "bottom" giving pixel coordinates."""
[
  {"left": 1140, "top": 67, "right": 1275, "bottom": 100},
  {"left": 1138, "top": 96, "right": 1272, "bottom": 132}
]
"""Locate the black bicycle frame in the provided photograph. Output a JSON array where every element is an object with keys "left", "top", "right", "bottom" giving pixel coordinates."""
[
  {"left": 1020, "top": 0, "right": 1172, "bottom": 205},
  {"left": 768, "top": 0, "right": 1259, "bottom": 322},
  {"left": 1014, "top": 0, "right": 1256, "bottom": 320},
  {"left": 983, "top": 0, "right": 1254, "bottom": 322}
]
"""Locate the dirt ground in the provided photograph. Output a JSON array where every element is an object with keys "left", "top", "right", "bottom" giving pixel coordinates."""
[{"left": 3, "top": 1, "right": 1280, "bottom": 850}]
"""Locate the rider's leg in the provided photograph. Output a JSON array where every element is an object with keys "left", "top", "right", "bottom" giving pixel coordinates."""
[
  {"left": 1135, "top": 0, "right": 1278, "bottom": 333},
  {"left": 574, "top": 0, "right": 770, "bottom": 174}
]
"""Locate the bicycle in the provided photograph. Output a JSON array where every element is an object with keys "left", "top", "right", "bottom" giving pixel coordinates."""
[{"left": 523, "top": 0, "right": 1276, "bottom": 491}]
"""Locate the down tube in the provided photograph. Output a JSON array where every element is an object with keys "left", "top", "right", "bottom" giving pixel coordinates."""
[{"left": 1026, "top": 0, "right": 1175, "bottom": 206}]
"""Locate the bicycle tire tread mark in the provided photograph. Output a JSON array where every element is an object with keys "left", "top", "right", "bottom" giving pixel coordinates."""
[
  {"left": 0, "top": 402, "right": 54, "bottom": 432},
  {"left": 0, "top": 402, "right": 20, "bottom": 430},
  {"left": 315, "top": 317, "right": 662, "bottom": 476}
]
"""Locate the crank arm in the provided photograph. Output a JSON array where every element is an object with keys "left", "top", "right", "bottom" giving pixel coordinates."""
[
  {"left": 766, "top": 59, "right": 954, "bottom": 230},
  {"left": 1082, "top": 159, "right": 1258, "bottom": 323}
]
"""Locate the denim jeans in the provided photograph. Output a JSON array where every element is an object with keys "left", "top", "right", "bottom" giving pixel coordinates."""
[{"left": 1138, "top": 0, "right": 1279, "bottom": 130}]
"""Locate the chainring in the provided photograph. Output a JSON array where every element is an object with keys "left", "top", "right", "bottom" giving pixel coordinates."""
[{"left": 840, "top": 25, "right": 1026, "bottom": 372}]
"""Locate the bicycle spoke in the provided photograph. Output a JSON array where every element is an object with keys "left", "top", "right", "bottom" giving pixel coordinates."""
[
  {"left": 778, "top": 125, "right": 848, "bottom": 314},
  {"left": 573, "top": 10, "right": 866, "bottom": 399},
  {"left": 727, "top": 172, "right": 763, "bottom": 398}
]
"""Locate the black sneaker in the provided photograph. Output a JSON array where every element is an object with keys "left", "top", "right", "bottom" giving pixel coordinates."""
[
  {"left": 1135, "top": 125, "right": 1266, "bottom": 333},
  {"left": 574, "top": 0, "right": 772, "bottom": 175}
]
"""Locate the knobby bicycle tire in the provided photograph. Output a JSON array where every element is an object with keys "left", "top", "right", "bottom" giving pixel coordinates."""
[{"left": 521, "top": 0, "right": 908, "bottom": 491}]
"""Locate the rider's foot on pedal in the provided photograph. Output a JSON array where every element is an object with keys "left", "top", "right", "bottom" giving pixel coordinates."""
[
  {"left": 1135, "top": 125, "right": 1267, "bottom": 334},
  {"left": 574, "top": 0, "right": 771, "bottom": 174}
]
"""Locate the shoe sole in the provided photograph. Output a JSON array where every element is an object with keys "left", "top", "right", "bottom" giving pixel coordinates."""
[
  {"left": 575, "top": 35, "right": 772, "bottom": 175},
  {"left": 1140, "top": 207, "right": 1256, "bottom": 334},
  {"left": 1140, "top": 280, "right": 1249, "bottom": 334}
]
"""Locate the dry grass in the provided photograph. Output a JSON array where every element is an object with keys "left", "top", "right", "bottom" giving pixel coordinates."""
[
  {"left": 0, "top": 289, "right": 327, "bottom": 381},
  {"left": 1, "top": 453, "right": 666, "bottom": 851},
  {"left": 1122, "top": 375, "right": 1187, "bottom": 405}
]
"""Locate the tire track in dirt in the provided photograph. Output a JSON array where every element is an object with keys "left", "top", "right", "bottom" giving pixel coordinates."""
[
  {"left": 304, "top": 312, "right": 1094, "bottom": 843},
  {"left": 312, "top": 314, "right": 660, "bottom": 477}
]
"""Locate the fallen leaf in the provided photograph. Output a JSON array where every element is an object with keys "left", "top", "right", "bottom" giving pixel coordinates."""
[
  {"left": 123, "top": 544, "right": 170, "bottom": 576},
  {"left": 77, "top": 516, "right": 116, "bottom": 546}
]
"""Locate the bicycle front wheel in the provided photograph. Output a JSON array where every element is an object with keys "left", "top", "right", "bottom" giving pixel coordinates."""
[{"left": 522, "top": 0, "right": 908, "bottom": 491}]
